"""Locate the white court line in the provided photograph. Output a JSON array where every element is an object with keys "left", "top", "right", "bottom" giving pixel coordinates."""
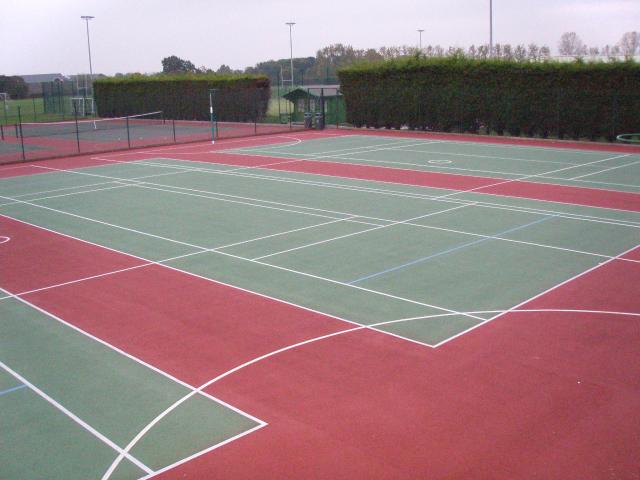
[
  {"left": 107, "top": 303, "right": 640, "bottom": 479},
  {"left": 2, "top": 288, "right": 265, "bottom": 424},
  {"left": 434, "top": 153, "right": 632, "bottom": 201},
  {"left": 225, "top": 148, "right": 640, "bottom": 192},
  {"left": 0, "top": 216, "right": 369, "bottom": 302},
  {"left": 0, "top": 236, "right": 9, "bottom": 243},
  {"left": 132, "top": 157, "right": 640, "bottom": 229},
  {"left": 101, "top": 325, "right": 363, "bottom": 480},
  {"left": 382, "top": 146, "right": 581, "bottom": 165},
  {"left": 55, "top": 152, "right": 640, "bottom": 229},
  {"left": 432, "top": 242, "right": 640, "bottom": 348},
  {"left": 0, "top": 200, "right": 485, "bottom": 329},
  {"left": 569, "top": 159, "right": 640, "bottom": 180},
  {"left": 212, "top": 146, "right": 640, "bottom": 213},
  {"left": 252, "top": 204, "right": 471, "bottom": 260},
  {"left": 227, "top": 137, "right": 443, "bottom": 158},
  {"left": 13, "top": 162, "right": 639, "bottom": 265},
  {"left": 2, "top": 167, "right": 197, "bottom": 201},
  {"left": 0, "top": 359, "right": 153, "bottom": 475}
]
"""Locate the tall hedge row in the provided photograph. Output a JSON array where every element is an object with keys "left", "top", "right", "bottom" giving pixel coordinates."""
[
  {"left": 338, "top": 57, "right": 640, "bottom": 140},
  {"left": 94, "top": 74, "right": 270, "bottom": 121}
]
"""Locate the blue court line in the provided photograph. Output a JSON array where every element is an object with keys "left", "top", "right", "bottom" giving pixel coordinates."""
[
  {"left": 0, "top": 384, "right": 27, "bottom": 397},
  {"left": 348, "top": 215, "right": 556, "bottom": 285}
]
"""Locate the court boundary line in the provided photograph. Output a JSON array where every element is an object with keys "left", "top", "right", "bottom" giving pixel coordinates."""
[
  {"left": 432, "top": 242, "right": 640, "bottom": 347},
  {"left": 1, "top": 286, "right": 266, "bottom": 425},
  {"left": 13, "top": 161, "right": 640, "bottom": 264},
  {"left": 128, "top": 156, "right": 640, "bottom": 225},
  {"left": 569, "top": 159, "right": 640, "bottom": 180},
  {"left": 0, "top": 358, "right": 153, "bottom": 475},
  {"left": 6, "top": 152, "right": 639, "bottom": 229},
  {"left": 251, "top": 204, "right": 472, "bottom": 261},
  {"left": 301, "top": 151, "right": 640, "bottom": 190},
  {"left": 0, "top": 207, "right": 483, "bottom": 347},
  {"left": 0, "top": 215, "right": 373, "bottom": 303},
  {"left": 121, "top": 306, "right": 640, "bottom": 479},
  {"left": 222, "top": 147, "right": 636, "bottom": 200}
]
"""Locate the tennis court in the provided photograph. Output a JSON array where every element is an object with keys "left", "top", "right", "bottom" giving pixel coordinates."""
[{"left": 1, "top": 129, "right": 639, "bottom": 479}]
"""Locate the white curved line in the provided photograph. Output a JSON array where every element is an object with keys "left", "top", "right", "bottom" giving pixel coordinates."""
[
  {"left": 0, "top": 236, "right": 9, "bottom": 244},
  {"left": 101, "top": 325, "right": 363, "bottom": 479},
  {"left": 102, "top": 306, "right": 640, "bottom": 479}
]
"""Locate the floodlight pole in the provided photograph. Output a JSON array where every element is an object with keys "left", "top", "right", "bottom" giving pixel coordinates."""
[
  {"left": 286, "top": 22, "right": 296, "bottom": 86},
  {"left": 417, "top": 29, "right": 425, "bottom": 52},
  {"left": 489, "top": 0, "right": 493, "bottom": 57},
  {"left": 81, "top": 16, "right": 95, "bottom": 96}
]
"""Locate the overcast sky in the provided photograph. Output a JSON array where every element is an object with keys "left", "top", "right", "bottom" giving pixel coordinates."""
[{"left": 2, "top": 0, "right": 638, "bottom": 76}]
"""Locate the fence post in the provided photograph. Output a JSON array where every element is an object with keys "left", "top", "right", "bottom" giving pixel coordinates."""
[
  {"left": 172, "top": 119, "right": 177, "bottom": 143},
  {"left": 126, "top": 115, "right": 131, "bottom": 148},
  {"left": 0, "top": 124, "right": 3, "bottom": 141},
  {"left": 254, "top": 89, "right": 258, "bottom": 135},
  {"left": 73, "top": 103, "right": 81, "bottom": 153},
  {"left": 33, "top": 98, "right": 37, "bottom": 122},
  {"left": 17, "top": 107, "right": 26, "bottom": 161}
]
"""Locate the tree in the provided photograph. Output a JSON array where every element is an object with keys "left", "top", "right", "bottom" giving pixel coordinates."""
[
  {"left": 558, "top": 32, "right": 587, "bottom": 56},
  {"left": 539, "top": 46, "right": 551, "bottom": 59},
  {"left": 161, "top": 55, "right": 197, "bottom": 74},
  {"left": 0, "top": 75, "right": 28, "bottom": 98},
  {"left": 216, "top": 64, "right": 233, "bottom": 75},
  {"left": 513, "top": 44, "right": 527, "bottom": 62},
  {"left": 618, "top": 31, "right": 639, "bottom": 58}
]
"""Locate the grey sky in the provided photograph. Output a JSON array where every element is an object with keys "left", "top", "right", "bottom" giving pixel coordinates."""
[{"left": 2, "top": 0, "right": 638, "bottom": 76}]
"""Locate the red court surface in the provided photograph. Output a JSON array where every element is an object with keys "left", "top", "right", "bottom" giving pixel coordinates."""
[
  {"left": 2, "top": 130, "right": 639, "bottom": 479},
  {"left": 4, "top": 214, "right": 639, "bottom": 480}
]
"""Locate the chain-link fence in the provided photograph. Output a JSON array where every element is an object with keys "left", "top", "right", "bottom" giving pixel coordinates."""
[{"left": 0, "top": 87, "right": 315, "bottom": 165}]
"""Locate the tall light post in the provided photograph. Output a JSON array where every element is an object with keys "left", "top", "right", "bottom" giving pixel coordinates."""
[
  {"left": 489, "top": 0, "right": 493, "bottom": 56},
  {"left": 417, "top": 29, "right": 424, "bottom": 51},
  {"left": 80, "top": 16, "right": 95, "bottom": 102},
  {"left": 285, "top": 22, "right": 295, "bottom": 86}
]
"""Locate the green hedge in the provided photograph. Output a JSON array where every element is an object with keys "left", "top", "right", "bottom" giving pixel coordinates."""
[
  {"left": 94, "top": 74, "right": 270, "bottom": 121},
  {"left": 338, "top": 57, "right": 640, "bottom": 141}
]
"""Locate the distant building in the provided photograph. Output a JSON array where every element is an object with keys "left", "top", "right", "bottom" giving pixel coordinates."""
[{"left": 18, "top": 73, "right": 71, "bottom": 96}]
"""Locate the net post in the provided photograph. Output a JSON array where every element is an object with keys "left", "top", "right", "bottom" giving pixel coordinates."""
[
  {"left": 321, "top": 88, "right": 325, "bottom": 130},
  {"left": 73, "top": 103, "right": 81, "bottom": 153},
  {"left": 208, "top": 89, "right": 217, "bottom": 144},
  {"left": 172, "top": 119, "right": 176, "bottom": 143},
  {"left": 17, "top": 107, "right": 26, "bottom": 161},
  {"left": 0, "top": 124, "right": 4, "bottom": 141},
  {"left": 126, "top": 115, "right": 131, "bottom": 148},
  {"left": 254, "top": 88, "right": 258, "bottom": 135}
]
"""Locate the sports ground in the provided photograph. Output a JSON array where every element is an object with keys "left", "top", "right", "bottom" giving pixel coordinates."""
[{"left": 1, "top": 129, "right": 639, "bottom": 479}]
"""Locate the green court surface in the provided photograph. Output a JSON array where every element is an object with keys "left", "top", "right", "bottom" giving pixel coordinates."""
[
  {"left": 1, "top": 133, "right": 639, "bottom": 478},
  {"left": 2, "top": 137, "right": 639, "bottom": 344},
  {"left": 0, "top": 294, "right": 261, "bottom": 479},
  {"left": 226, "top": 134, "right": 640, "bottom": 193}
]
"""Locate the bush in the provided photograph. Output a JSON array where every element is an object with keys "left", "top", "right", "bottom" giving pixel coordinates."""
[
  {"left": 338, "top": 57, "right": 640, "bottom": 141},
  {"left": 94, "top": 73, "right": 270, "bottom": 121}
]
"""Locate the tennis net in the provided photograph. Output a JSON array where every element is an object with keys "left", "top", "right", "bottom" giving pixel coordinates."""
[{"left": 19, "top": 111, "right": 165, "bottom": 138}]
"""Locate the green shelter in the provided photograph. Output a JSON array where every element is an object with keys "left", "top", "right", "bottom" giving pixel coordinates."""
[{"left": 283, "top": 85, "right": 345, "bottom": 126}]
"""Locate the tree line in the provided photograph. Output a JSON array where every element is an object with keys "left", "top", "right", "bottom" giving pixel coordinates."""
[{"left": 155, "top": 31, "right": 638, "bottom": 86}]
